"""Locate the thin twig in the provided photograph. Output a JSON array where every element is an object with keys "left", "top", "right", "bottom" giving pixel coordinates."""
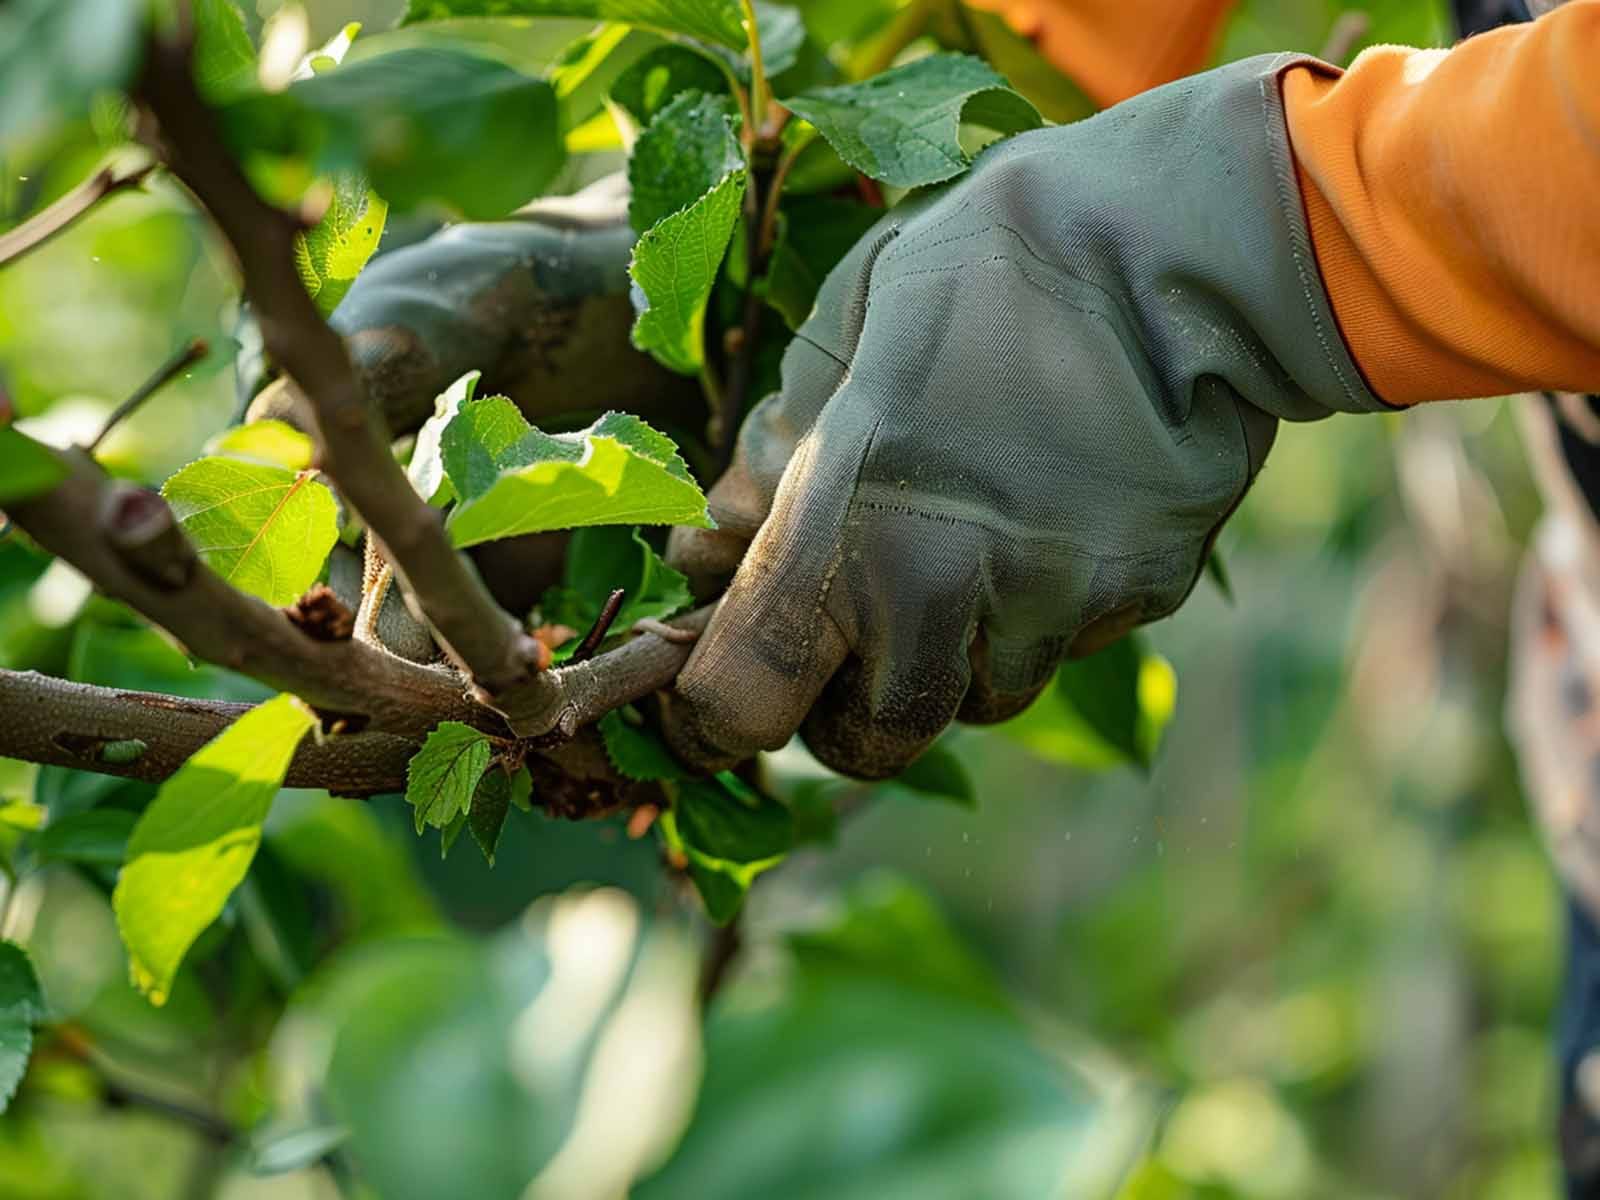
[
  {"left": 133, "top": 32, "right": 545, "bottom": 700},
  {"left": 571, "top": 589, "right": 626, "bottom": 663},
  {"left": 1319, "top": 11, "right": 1371, "bottom": 65},
  {"left": 87, "top": 337, "right": 208, "bottom": 454},
  {"left": 101, "top": 1079, "right": 237, "bottom": 1145},
  {"left": 0, "top": 163, "right": 157, "bottom": 269},
  {"left": 739, "top": 0, "right": 769, "bottom": 146}
]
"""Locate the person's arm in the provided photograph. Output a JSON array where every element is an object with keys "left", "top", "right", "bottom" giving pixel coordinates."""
[
  {"left": 1284, "top": 1, "right": 1600, "bottom": 404},
  {"left": 965, "top": 0, "right": 1236, "bottom": 107}
]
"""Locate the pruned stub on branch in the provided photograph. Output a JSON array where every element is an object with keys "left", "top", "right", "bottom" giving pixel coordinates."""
[{"left": 0, "top": 24, "right": 720, "bottom": 819}]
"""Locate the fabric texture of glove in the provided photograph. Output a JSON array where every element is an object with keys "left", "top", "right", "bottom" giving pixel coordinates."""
[{"left": 664, "top": 54, "right": 1387, "bottom": 780}]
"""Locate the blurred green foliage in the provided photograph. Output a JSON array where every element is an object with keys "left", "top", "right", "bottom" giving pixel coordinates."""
[{"left": 0, "top": 0, "right": 1562, "bottom": 1198}]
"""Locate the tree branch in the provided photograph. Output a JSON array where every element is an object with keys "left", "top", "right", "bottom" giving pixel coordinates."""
[
  {"left": 0, "top": 670, "right": 419, "bottom": 796},
  {"left": 6, "top": 445, "right": 492, "bottom": 739},
  {"left": 131, "top": 33, "right": 546, "bottom": 700},
  {"left": 0, "top": 163, "right": 157, "bottom": 269},
  {"left": 498, "top": 605, "right": 712, "bottom": 739},
  {"left": 88, "top": 337, "right": 209, "bottom": 454}
]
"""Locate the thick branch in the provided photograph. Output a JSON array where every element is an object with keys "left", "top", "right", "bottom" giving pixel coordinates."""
[
  {"left": 0, "top": 163, "right": 156, "bottom": 269},
  {"left": 132, "top": 35, "right": 544, "bottom": 698},
  {"left": 6, "top": 447, "right": 492, "bottom": 739},
  {"left": 0, "top": 671, "right": 418, "bottom": 796}
]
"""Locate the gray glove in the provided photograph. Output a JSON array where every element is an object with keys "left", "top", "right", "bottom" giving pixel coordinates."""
[{"left": 664, "top": 54, "right": 1387, "bottom": 779}]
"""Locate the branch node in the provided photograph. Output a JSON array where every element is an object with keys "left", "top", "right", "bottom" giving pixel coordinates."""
[
  {"left": 571, "top": 589, "right": 626, "bottom": 663},
  {"left": 286, "top": 584, "right": 356, "bottom": 642},
  {"left": 100, "top": 482, "right": 196, "bottom": 591}
]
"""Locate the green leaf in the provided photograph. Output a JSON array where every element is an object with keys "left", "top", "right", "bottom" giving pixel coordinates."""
[
  {"left": 221, "top": 48, "right": 564, "bottom": 220},
  {"left": 709, "top": 1, "right": 806, "bottom": 84},
  {"left": 112, "top": 694, "right": 316, "bottom": 1005},
  {"left": 889, "top": 739, "right": 974, "bottom": 808},
  {"left": 629, "top": 168, "right": 747, "bottom": 373},
  {"left": 404, "top": 722, "right": 493, "bottom": 835},
  {"left": 0, "top": 0, "right": 141, "bottom": 144},
  {"left": 467, "top": 767, "right": 527, "bottom": 866},
  {"left": 204, "top": 419, "right": 314, "bottom": 471},
  {"left": 597, "top": 710, "right": 683, "bottom": 782},
  {"left": 541, "top": 526, "right": 691, "bottom": 660},
  {"left": 628, "top": 91, "right": 743, "bottom": 235},
  {"left": 32, "top": 808, "right": 137, "bottom": 866},
  {"left": 442, "top": 405, "right": 711, "bottom": 548},
  {"left": 1205, "top": 548, "right": 1234, "bottom": 604},
  {"left": 659, "top": 774, "right": 791, "bottom": 924},
  {"left": 0, "top": 800, "right": 44, "bottom": 831},
  {"left": 162, "top": 458, "right": 340, "bottom": 608},
  {"left": 550, "top": 24, "right": 657, "bottom": 131},
  {"left": 407, "top": 371, "right": 480, "bottom": 506},
  {"left": 0, "top": 941, "right": 44, "bottom": 1114},
  {"left": 675, "top": 773, "right": 793, "bottom": 864},
  {"left": 401, "top": 0, "right": 748, "bottom": 49},
  {"left": 997, "top": 634, "right": 1178, "bottom": 773},
  {"left": 784, "top": 53, "right": 1042, "bottom": 189},
  {"left": 295, "top": 175, "right": 389, "bottom": 317},
  {"left": 609, "top": 44, "right": 728, "bottom": 129},
  {"left": 760, "top": 196, "right": 885, "bottom": 330},
  {"left": 192, "top": 0, "right": 257, "bottom": 100},
  {"left": 0, "top": 427, "right": 65, "bottom": 506}
]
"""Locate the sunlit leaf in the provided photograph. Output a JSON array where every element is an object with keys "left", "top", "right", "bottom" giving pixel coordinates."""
[
  {"left": 404, "top": 722, "right": 493, "bottom": 835},
  {"left": 204, "top": 419, "right": 314, "bottom": 471},
  {"left": 785, "top": 53, "right": 1041, "bottom": 189},
  {"left": 295, "top": 175, "right": 388, "bottom": 316},
  {"left": 162, "top": 458, "right": 339, "bottom": 607},
  {"left": 112, "top": 694, "right": 316, "bottom": 1005},
  {"left": 441, "top": 403, "right": 711, "bottom": 548},
  {"left": 402, "top": 0, "right": 747, "bottom": 49}
]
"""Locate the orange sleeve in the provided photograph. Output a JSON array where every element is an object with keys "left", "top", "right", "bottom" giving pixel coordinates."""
[
  {"left": 1284, "top": 2, "right": 1600, "bottom": 405},
  {"left": 963, "top": 0, "right": 1235, "bottom": 108}
]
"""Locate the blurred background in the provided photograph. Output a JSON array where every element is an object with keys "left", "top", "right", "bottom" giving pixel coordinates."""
[{"left": 2, "top": 1, "right": 1563, "bottom": 1197}]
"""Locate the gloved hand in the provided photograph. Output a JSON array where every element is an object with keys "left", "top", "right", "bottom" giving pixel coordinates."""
[{"left": 664, "top": 54, "right": 1389, "bottom": 779}]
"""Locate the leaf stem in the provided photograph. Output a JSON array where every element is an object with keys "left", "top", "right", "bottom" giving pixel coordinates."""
[
  {"left": 0, "top": 162, "right": 157, "bottom": 270},
  {"left": 87, "top": 337, "right": 208, "bottom": 455},
  {"left": 739, "top": 0, "right": 769, "bottom": 143}
]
